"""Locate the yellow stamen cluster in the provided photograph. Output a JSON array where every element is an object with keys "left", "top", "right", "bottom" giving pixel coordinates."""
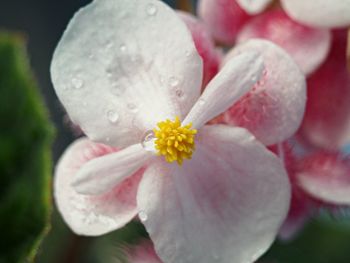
[{"left": 154, "top": 116, "right": 197, "bottom": 165}]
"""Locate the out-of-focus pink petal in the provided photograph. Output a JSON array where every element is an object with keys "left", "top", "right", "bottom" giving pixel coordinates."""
[
  {"left": 137, "top": 125, "right": 290, "bottom": 263},
  {"left": 184, "top": 52, "right": 264, "bottom": 129},
  {"left": 125, "top": 240, "right": 162, "bottom": 263},
  {"left": 299, "top": 30, "right": 350, "bottom": 150},
  {"left": 223, "top": 39, "right": 306, "bottom": 145},
  {"left": 236, "top": 0, "right": 273, "bottom": 15},
  {"left": 280, "top": 0, "right": 350, "bottom": 28},
  {"left": 177, "top": 11, "right": 221, "bottom": 87},
  {"left": 197, "top": 0, "right": 251, "bottom": 45},
  {"left": 237, "top": 9, "right": 331, "bottom": 75},
  {"left": 279, "top": 188, "right": 313, "bottom": 240},
  {"left": 51, "top": 0, "right": 202, "bottom": 148},
  {"left": 296, "top": 152, "right": 350, "bottom": 205},
  {"left": 54, "top": 138, "right": 143, "bottom": 236},
  {"left": 72, "top": 143, "right": 152, "bottom": 195}
]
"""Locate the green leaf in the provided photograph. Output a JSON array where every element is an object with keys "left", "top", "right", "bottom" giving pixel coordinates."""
[
  {"left": 0, "top": 32, "right": 54, "bottom": 263},
  {"left": 263, "top": 216, "right": 350, "bottom": 263}
]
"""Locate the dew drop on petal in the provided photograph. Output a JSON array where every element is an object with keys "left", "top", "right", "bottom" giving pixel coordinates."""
[
  {"left": 169, "top": 76, "right": 180, "bottom": 87},
  {"left": 72, "top": 78, "right": 84, "bottom": 89},
  {"left": 119, "top": 44, "right": 126, "bottom": 52},
  {"left": 146, "top": 3, "right": 158, "bottom": 16},
  {"left": 139, "top": 210, "right": 148, "bottom": 222},
  {"left": 141, "top": 130, "right": 156, "bottom": 152},
  {"left": 127, "top": 103, "right": 138, "bottom": 112},
  {"left": 107, "top": 110, "right": 119, "bottom": 124},
  {"left": 198, "top": 98, "right": 206, "bottom": 106},
  {"left": 175, "top": 89, "right": 184, "bottom": 98}
]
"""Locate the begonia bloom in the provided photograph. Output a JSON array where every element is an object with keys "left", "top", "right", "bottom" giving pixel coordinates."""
[{"left": 51, "top": 1, "right": 291, "bottom": 262}]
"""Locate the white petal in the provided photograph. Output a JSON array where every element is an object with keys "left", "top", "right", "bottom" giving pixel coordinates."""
[
  {"left": 54, "top": 138, "right": 143, "bottom": 236},
  {"left": 51, "top": 0, "right": 202, "bottom": 147},
  {"left": 72, "top": 143, "right": 151, "bottom": 195},
  {"left": 281, "top": 0, "right": 350, "bottom": 28},
  {"left": 236, "top": 0, "right": 273, "bottom": 15},
  {"left": 137, "top": 125, "right": 290, "bottom": 263},
  {"left": 183, "top": 52, "right": 264, "bottom": 129}
]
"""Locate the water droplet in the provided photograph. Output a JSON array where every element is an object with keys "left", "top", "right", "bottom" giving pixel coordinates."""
[
  {"left": 127, "top": 103, "right": 138, "bottom": 112},
  {"left": 185, "top": 50, "right": 191, "bottom": 57},
  {"left": 105, "top": 137, "right": 110, "bottom": 142},
  {"left": 141, "top": 130, "right": 156, "bottom": 152},
  {"left": 213, "top": 253, "right": 220, "bottom": 261},
  {"left": 169, "top": 76, "right": 180, "bottom": 87},
  {"left": 107, "top": 110, "right": 119, "bottom": 123},
  {"left": 120, "top": 44, "right": 126, "bottom": 52},
  {"left": 146, "top": 3, "right": 158, "bottom": 16},
  {"left": 175, "top": 89, "right": 184, "bottom": 98},
  {"left": 198, "top": 98, "right": 206, "bottom": 106},
  {"left": 139, "top": 210, "right": 148, "bottom": 221},
  {"left": 72, "top": 78, "right": 84, "bottom": 89},
  {"left": 106, "top": 40, "right": 114, "bottom": 49},
  {"left": 111, "top": 82, "right": 126, "bottom": 96}
]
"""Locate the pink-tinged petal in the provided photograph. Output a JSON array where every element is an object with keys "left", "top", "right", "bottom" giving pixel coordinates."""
[
  {"left": 72, "top": 143, "right": 152, "bottom": 195},
  {"left": 280, "top": 0, "right": 350, "bottom": 28},
  {"left": 299, "top": 30, "right": 350, "bottom": 150},
  {"left": 184, "top": 52, "right": 264, "bottom": 129},
  {"left": 197, "top": 0, "right": 251, "bottom": 45},
  {"left": 54, "top": 138, "right": 143, "bottom": 236},
  {"left": 296, "top": 152, "right": 350, "bottom": 205},
  {"left": 125, "top": 240, "right": 162, "bottom": 263},
  {"left": 51, "top": 0, "right": 202, "bottom": 148},
  {"left": 223, "top": 39, "right": 306, "bottom": 145},
  {"left": 137, "top": 125, "right": 290, "bottom": 263},
  {"left": 177, "top": 11, "right": 221, "bottom": 87},
  {"left": 236, "top": 0, "right": 273, "bottom": 15},
  {"left": 237, "top": 9, "right": 331, "bottom": 75}
]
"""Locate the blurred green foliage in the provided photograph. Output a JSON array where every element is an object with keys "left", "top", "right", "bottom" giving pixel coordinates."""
[
  {"left": 264, "top": 216, "right": 350, "bottom": 263},
  {"left": 0, "top": 32, "right": 54, "bottom": 263}
]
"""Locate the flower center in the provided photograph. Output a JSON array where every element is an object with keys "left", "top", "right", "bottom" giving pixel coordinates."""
[{"left": 153, "top": 116, "right": 197, "bottom": 165}]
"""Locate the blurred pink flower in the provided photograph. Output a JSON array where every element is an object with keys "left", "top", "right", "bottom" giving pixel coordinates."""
[
  {"left": 51, "top": 0, "right": 292, "bottom": 262},
  {"left": 197, "top": 0, "right": 251, "bottom": 45},
  {"left": 299, "top": 30, "right": 350, "bottom": 150},
  {"left": 237, "top": 9, "right": 331, "bottom": 75}
]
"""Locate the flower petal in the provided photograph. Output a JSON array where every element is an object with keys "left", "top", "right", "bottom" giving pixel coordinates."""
[
  {"left": 197, "top": 0, "right": 251, "bottom": 45},
  {"left": 237, "top": 9, "right": 331, "bottom": 75},
  {"left": 236, "top": 0, "right": 273, "bottom": 15},
  {"left": 222, "top": 39, "right": 306, "bottom": 145},
  {"left": 177, "top": 11, "right": 221, "bottom": 87},
  {"left": 72, "top": 143, "right": 151, "bottom": 195},
  {"left": 183, "top": 52, "right": 264, "bottom": 129},
  {"left": 125, "top": 240, "right": 162, "bottom": 263},
  {"left": 137, "top": 125, "right": 290, "bottom": 263},
  {"left": 54, "top": 138, "right": 143, "bottom": 236},
  {"left": 280, "top": 0, "right": 350, "bottom": 28},
  {"left": 297, "top": 152, "right": 350, "bottom": 205},
  {"left": 51, "top": 0, "right": 202, "bottom": 147},
  {"left": 299, "top": 30, "right": 350, "bottom": 150}
]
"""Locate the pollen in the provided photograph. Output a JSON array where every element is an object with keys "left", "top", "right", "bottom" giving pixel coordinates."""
[{"left": 154, "top": 116, "right": 197, "bottom": 165}]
